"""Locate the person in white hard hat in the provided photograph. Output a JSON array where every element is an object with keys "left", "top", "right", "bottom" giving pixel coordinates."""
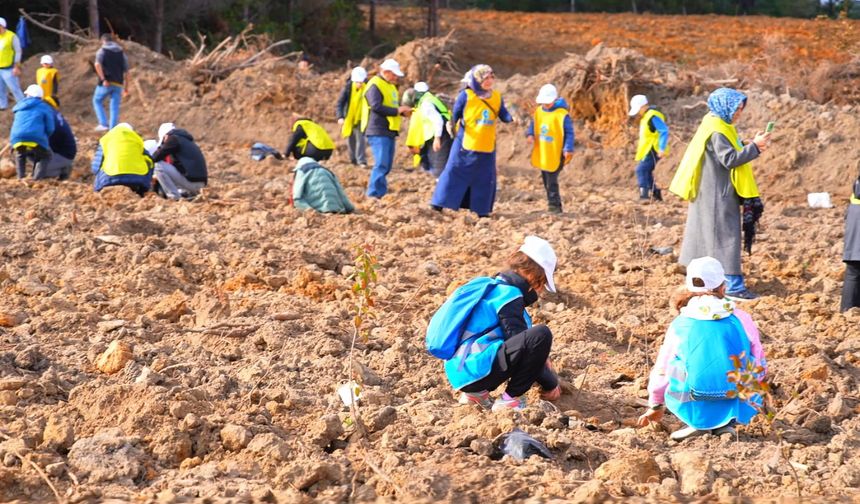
[
  {"left": 361, "top": 58, "right": 412, "bottom": 198},
  {"left": 637, "top": 256, "right": 767, "bottom": 441},
  {"left": 36, "top": 54, "right": 60, "bottom": 106},
  {"left": 403, "top": 81, "right": 452, "bottom": 178},
  {"left": 431, "top": 235, "right": 562, "bottom": 413},
  {"left": 527, "top": 84, "right": 574, "bottom": 214},
  {"left": 0, "top": 17, "right": 26, "bottom": 111},
  {"left": 628, "top": 94, "right": 669, "bottom": 201},
  {"left": 10, "top": 85, "right": 56, "bottom": 179},
  {"left": 336, "top": 66, "right": 368, "bottom": 167}
]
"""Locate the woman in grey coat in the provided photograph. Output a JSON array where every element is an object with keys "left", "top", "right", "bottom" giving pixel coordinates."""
[
  {"left": 842, "top": 176, "right": 860, "bottom": 311},
  {"left": 677, "top": 88, "right": 770, "bottom": 300}
]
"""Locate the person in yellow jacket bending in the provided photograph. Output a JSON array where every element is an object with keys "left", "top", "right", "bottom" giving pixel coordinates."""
[
  {"left": 285, "top": 117, "right": 335, "bottom": 162},
  {"left": 403, "top": 81, "right": 452, "bottom": 179},
  {"left": 669, "top": 88, "right": 770, "bottom": 301},
  {"left": 91, "top": 123, "right": 154, "bottom": 197},
  {"left": 628, "top": 94, "right": 669, "bottom": 201},
  {"left": 36, "top": 55, "right": 60, "bottom": 106},
  {"left": 527, "top": 84, "right": 574, "bottom": 214},
  {"left": 336, "top": 66, "right": 368, "bottom": 167}
]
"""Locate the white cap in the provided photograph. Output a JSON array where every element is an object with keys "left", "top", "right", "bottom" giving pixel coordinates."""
[
  {"left": 414, "top": 81, "right": 429, "bottom": 93},
  {"left": 158, "top": 123, "right": 175, "bottom": 140},
  {"left": 143, "top": 139, "right": 159, "bottom": 156},
  {"left": 0, "top": 18, "right": 6, "bottom": 28},
  {"left": 41, "top": 55, "right": 54, "bottom": 66},
  {"left": 24, "top": 85, "right": 44, "bottom": 98},
  {"left": 379, "top": 59, "right": 404, "bottom": 77},
  {"left": 686, "top": 256, "right": 727, "bottom": 293},
  {"left": 350, "top": 66, "right": 367, "bottom": 83},
  {"left": 628, "top": 94, "right": 648, "bottom": 116},
  {"left": 536, "top": 84, "right": 558, "bottom": 105},
  {"left": 519, "top": 235, "right": 558, "bottom": 293},
  {"left": 114, "top": 123, "right": 133, "bottom": 131}
]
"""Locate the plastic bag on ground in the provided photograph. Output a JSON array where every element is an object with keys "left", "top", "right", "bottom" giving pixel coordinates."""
[{"left": 498, "top": 428, "right": 552, "bottom": 461}]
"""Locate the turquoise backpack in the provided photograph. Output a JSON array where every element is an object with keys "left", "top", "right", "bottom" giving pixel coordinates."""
[{"left": 425, "top": 277, "right": 500, "bottom": 359}]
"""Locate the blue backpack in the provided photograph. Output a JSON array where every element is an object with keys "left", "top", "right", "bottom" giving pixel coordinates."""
[{"left": 425, "top": 277, "right": 500, "bottom": 360}]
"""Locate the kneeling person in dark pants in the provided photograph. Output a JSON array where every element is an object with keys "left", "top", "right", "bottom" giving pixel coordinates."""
[
  {"left": 10, "top": 85, "right": 55, "bottom": 180},
  {"left": 437, "top": 235, "right": 562, "bottom": 412},
  {"left": 285, "top": 118, "right": 334, "bottom": 162},
  {"left": 151, "top": 122, "right": 208, "bottom": 200}
]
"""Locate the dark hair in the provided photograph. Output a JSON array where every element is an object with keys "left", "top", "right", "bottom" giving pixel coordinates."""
[
  {"left": 507, "top": 251, "right": 546, "bottom": 291},
  {"left": 100, "top": 33, "right": 113, "bottom": 42}
]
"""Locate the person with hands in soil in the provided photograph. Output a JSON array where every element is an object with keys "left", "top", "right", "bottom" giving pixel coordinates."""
[
  {"left": 638, "top": 256, "right": 767, "bottom": 441},
  {"left": 441, "top": 236, "right": 562, "bottom": 412},
  {"left": 670, "top": 88, "right": 771, "bottom": 301},
  {"left": 284, "top": 117, "right": 335, "bottom": 162},
  {"left": 527, "top": 84, "right": 574, "bottom": 214}
]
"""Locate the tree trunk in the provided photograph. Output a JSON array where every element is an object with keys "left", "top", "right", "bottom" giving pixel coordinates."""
[
  {"left": 570, "top": 0, "right": 576, "bottom": 12},
  {"left": 427, "top": 0, "right": 439, "bottom": 37},
  {"left": 631, "top": 0, "right": 638, "bottom": 14},
  {"left": 153, "top": 0, "right": 164, "bottom": 53},
  {"left": 369, "top": 0, "right": 376, "bottom": 39},
  {"left": 843, "top": 0, "right": 851, "bottom": 18},
  {"left": 88, "top": 0, "right": 99, "bottom": 37},
  {"left": 59, "top": 0, "right": 72, "bottom": 49}
]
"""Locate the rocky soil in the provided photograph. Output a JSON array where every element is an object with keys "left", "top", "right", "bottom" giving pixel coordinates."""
[{"left": 1, "top": 8, "right": 859, "bottom": 504}]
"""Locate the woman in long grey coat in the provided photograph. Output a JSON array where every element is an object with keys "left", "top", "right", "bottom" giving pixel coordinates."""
[
  {"left": 674, "top": 88, "right": 770, "bottom": 300},
  {"left": 842, "top": 175, "right": 860, "bottom": 311}
]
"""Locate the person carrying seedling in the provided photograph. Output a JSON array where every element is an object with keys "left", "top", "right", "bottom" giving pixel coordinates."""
[
  {"left": 403, "top": 81, "right": 452, "bottom": 179},
  {"left": 425, "top": 235, "right": 562, "bottom": 412},
  {"left": 526, "top": 84, "right": 574, "bottom": 214},
  {"left": 36, "top": 54, "right": 60, "bottom": 106},
  {"left": 628, "top": 94, "right": 669, "bottom": 201}
]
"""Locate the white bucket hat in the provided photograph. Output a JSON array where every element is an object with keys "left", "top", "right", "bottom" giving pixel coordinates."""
[
  {"left": 24, "top": 85, "right": 44, "bottom": 98},
  {"left": 379, "top": 59, "right": 404, "bottom": 77},
  {"left": 158, "top": 122, "right": 175, "bottom": 140},
  {"left": 350, "top": 66, "right": 367, "bottom": 83},
  {"left": 0, "top": 18, "right": 6, "bottom": 29},
  {"left": 536, "top": 84, "right": 558, "bottom": 105},
  {"left": 41, "top": 55, "right": 54, "bottom": 66},
  {"left": 143, "top": 139, "right": 159, "bottom": 156},
  {"left": 519, "top": 235, "right": 558, "bottom": 293},
  {"left": 628, "top": 94, "right": 649, "bottom": 116},
  {"left": 685, "top": 256, "right": 727, "bottom": 293},
  {"left": 414, "top": 81, "right": 429, "bottom": 93}
]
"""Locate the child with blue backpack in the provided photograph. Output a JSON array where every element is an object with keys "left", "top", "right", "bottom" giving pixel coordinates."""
[{"left": 426, "top": 236, "right": 561, "bottom": 412}]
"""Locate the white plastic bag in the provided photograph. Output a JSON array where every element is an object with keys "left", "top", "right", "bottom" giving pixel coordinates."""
[{"left": 807, "top": 192, "right": 833, "bottom": 209}]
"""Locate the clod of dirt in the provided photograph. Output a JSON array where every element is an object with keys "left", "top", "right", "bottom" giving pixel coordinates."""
[
  {"left": 309, "top": 414, "right": 344, "bottom": 448},
  {"left": 13, "top": 346, "right": 43, "bottom": 371},
  {"left": 68, "top": 428, "right": 146, "bottom": 484},
  {"left": 572, "top": 479, "right": 609, "bottom": 503},
  {"left": 220, "top": 424, "right": 252, "bottom": 451},
  {"left": 594, "top": 449, "right": 661, "bottom": 484},
  {"left": 247, "top": 433, "right": 290, "bottom": 461},
  {"left": 671, "top": 451, "right": 715, "bottom": 496},
  {"left": 368, "top": 406, "right": 397, "bottom": 433},
  {"left": 148, "top": 290, "right": 190, "bottom": 322},
  {"left": 95, "top": 340, "right": 134, "bottom": 374},
  {"left": 42, "top": 415, "right": 75, "bottom": 451}
]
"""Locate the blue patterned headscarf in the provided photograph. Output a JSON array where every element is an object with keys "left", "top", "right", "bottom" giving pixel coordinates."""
[
  {"left": 707, "top": 88, "right": 748, "bottom": 124},
  {"left": 464, "top": 64, "right": 494, "bottom": 98}
]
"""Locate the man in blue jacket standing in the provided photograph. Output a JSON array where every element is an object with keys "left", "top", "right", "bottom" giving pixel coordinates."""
[{"left": 10, "top": 85, "right": 55, "bottom": 179}]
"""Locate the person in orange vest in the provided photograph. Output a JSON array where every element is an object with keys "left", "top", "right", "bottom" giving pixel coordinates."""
[
  {"left": 0, "top": 17, "right": 26, "bottom": 111},
  {"left": 628, "top": 94, "right": 669, "bottom": 201},
  {"left": 526, "top": 84, "right": 574, "bottom": 214},
  {"left": 36, "top": 55, "right": 60, "bottom": 106}
]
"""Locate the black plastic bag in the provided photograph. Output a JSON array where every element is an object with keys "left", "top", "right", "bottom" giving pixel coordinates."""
[{"left": 498, "top": 429, "right": 552, "bottom": 461}]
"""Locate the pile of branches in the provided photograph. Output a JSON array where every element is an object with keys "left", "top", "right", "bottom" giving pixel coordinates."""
[
  {"left": 371, "top": 31, "right": 459, "bottom": 89},
  {"left": 180, "top": 25, "right": 295, "bottom": 85}
]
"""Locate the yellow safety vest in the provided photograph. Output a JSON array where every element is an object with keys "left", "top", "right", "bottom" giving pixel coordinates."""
[
  {"left": 0, "top": 31, "right": 16, "bottom": 69},
  {"left": 405, "top": 105, "right": 430, "bottom": 149},
  {"left": 294, "top": 119, "right": 335, "bottom": 153},
  {"left": 341, "top": 82, "right": 364, "bottom": 138},
  {"left": 635, "top": 108, "right": 668, "bottom": 161},
  {"left": 530, "top": 106, "right": 568, "bottom": 172},
  {"left": 462, "top": 89, "right": 502, "bottom": 153},
  {"left": 360, "top": 75, "right": 401, "bottom": 133},
  {"left": 99, "top": 127, "right": 152, "bottom": 176},
  {"left": 851, "top": 194, "right": 860, "bottom": 205},
  {"left": 36, "top": 67, "right": 58, "bottom": 100},
  {"left": 669, "top": 113, "right": 759, "bottom": 201}
]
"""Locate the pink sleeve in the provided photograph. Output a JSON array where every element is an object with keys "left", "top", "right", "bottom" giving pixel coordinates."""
[
  {"left": 647, "top": 324, "right": 680, "bottom": 405},
  {"left": 734, "top": 309, "right": 766, "bottom": 370}
]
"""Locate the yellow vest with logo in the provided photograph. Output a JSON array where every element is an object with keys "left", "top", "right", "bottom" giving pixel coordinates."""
[
  {"left": 341, "top": 82, "right": 364, "bottom": 138},
  {"left": 0, "top": 31, "right": 16, "bottom": 69},
  {"left": 36, "top": 67, "right": 58, "bottom": 100},
  {"left": 635, "top": 108, "right": 668, "bottom": 161},
  {"left": 530, "top": 106, "right": 568, "bottom": 172},
  {"left": 360, "top": 76, "right": 401, "bottom": 133},
  {"left": 462, "top": 89, "right": 501, "bottom": 153},
  {"left": 669, "top": 113, "right": 759, "bottom": 201},
  {"left": 99, "top": 128, "right": 152, "bottom": 176},
  {"left": 294, "top": 119, "right": 335, "bottom": 154}
]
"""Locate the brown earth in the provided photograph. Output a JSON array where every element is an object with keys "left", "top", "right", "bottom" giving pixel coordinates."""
[{"left": 1, "top": 8, "right": 860, "bottom": 503}]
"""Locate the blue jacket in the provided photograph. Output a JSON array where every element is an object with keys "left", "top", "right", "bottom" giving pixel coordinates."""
[
  {"left": 526, "top": 98, "right": 575, "bottom": 153},
  {"left": 10, "top": 97, "right": 55, "bottom": 150},
  {"left": 50, "top": 111, "right": 77, "bottom": 160},
  {"left": 444, "top": 276, "right": 532, "bottom": 390},
  {"left": 293, "top": 158, "right": 354, "bottom": 214}
]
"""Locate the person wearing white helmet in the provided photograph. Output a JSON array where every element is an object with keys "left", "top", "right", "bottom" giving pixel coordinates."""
[
  {"left": 10, "top": 85, "right": 56, "bottom": 179},
  {"left": 0, "top": 17, "right": 26, "bottom": 111},
  {"left": 360, "top": 58, "right": 412, "bottom": 198},
  {"left": 628, "top": 94, "right": 669, "bottom": 201},
  {"left": 427, "top": 235, "right": 562, "bottom": 412},
  {"left": 36, "top": 54, "right": 60, "bottom": 106},
  {"left": 527, "top": 83, "right": 574, "bottom": 214},
  {"left": 150, "top": 122, "right": 208, "bottom": 200},
  {"left": 403, "top": 81, "right": 452, "bottom": 178},
  {"left": 336, "top": 66, "right": 368, "bottom": 167}
]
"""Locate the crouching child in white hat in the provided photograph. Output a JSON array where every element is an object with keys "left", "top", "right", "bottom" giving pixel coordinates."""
[
  {"left": 527, "top": 84, "right": 574, "bottom": 214},
  {"left": 425, "top": 236, "right": 562, "bottom": 412}
]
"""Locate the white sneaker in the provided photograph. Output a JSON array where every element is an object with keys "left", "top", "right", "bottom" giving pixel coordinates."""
[
  {"left": 670, "top": 426, "right": 706, "bottom": 441},
  {"left": 94, "top": 124, "right": 109, "bottom": 132}
]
